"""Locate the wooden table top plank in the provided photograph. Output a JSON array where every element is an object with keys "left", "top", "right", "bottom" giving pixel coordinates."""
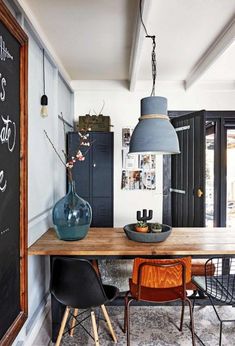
[{"left": 28, "top": 227, "right": 235, "bottom": 257}]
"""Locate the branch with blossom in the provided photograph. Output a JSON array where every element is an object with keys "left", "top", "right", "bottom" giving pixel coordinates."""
[{"left": 44, "top": 116, "right": 92, "bottom": 182}]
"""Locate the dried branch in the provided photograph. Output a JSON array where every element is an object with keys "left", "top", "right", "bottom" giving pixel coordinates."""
[
  {"left": 44, "top": 116, "right": 93, "bottom": 184},
  {"left": 44, "top": 130, "right": 66, "bottom": 168},
  {"left": 62, "top": 149, "right": 68, "bottom": 161},
  {"left": 98, "top": 100, "right": 105, "bottom": 115},
  {"left": 61, "top": 112, "right": 67, "bottom": 149}
]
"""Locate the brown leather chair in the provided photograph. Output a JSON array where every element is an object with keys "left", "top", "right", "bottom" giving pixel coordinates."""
[{"left": 124, "top": 257, "right": 195, "bottom": 346}]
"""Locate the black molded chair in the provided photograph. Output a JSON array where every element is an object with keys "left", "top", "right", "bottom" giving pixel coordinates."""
[
  {"left": 192, "top": 256, "right": 235, "bottom": 346},
  {"left": 50, "top": 257, "right": 119, "bottom": 346}
]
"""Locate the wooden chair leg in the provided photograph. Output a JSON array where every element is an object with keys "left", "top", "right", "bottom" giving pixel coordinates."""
[
  {"left": 91, "top": 311, "right": 99, "bottom": 346},
  {"left": 91, "top": 259, "right": 101, "bottom": 276},
  {"left": 101, "top": 304, "right": 117, "bottom": 343},
  {"left": 55, "top": 306, "right": 70, "bottom": 346},
  {"left": 70, "top": 308, "right": 78, "bottom": 337},
  {"left": 186, "top": 297, "right": 196, "bottom": 346}
]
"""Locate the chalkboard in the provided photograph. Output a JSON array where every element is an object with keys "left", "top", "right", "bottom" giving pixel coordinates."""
[{"left": 0, "top": 1, "right": 28, "bottom": 345}]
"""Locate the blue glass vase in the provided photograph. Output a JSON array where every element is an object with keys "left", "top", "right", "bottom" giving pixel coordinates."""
[{"left": 53, "top": 181, "right": 92, "bottom": 241}]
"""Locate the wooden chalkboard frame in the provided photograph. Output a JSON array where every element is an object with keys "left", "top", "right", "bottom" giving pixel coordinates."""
[{"left": 0, "top": 1, "right": 28, "bottom": 345}]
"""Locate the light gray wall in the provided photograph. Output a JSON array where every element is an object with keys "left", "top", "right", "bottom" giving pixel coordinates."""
[
  {"left": 0, "top": 2, "right": 74, "bottom": 344},
  {"left": 55, "top": 75, "right": 74, "bottom": 201},
  {"left": 24, "top": 36, "right": 73, "bottom": 345}
]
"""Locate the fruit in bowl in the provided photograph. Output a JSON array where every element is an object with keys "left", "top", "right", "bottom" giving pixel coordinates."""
[{"left": 135, "top": 221, "right": 149, "bottom": 233}]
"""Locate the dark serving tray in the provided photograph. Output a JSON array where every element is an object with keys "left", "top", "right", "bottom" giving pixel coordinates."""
[{"left": 123, "top": 223, "right": 172, "bottom": 243}]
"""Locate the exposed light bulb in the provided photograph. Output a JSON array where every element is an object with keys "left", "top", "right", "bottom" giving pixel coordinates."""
[
  {"left": 41, "top": 105, "right": 48, "bottom": 118},
  {"left": 40, "top": 94, "right": 48, "bottom": 118}
]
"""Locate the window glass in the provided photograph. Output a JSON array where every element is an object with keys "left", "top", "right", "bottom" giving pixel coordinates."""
[
  {"left": 206, "top": 132, "right": 214, "bottom": 227},
  {"left": 226, "top": 129, "right": 235, "bottom": 227}
]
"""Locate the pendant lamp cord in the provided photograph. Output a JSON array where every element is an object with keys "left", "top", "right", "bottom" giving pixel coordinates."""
[
  {"left": 42, "top": 48, "right": 45, "bottom": 95},
  {"left": 139, "top": 0, "right": 156, "bottom": 97}
]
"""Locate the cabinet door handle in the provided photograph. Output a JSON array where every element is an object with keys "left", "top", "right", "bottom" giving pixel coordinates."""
[{"left": 93, "top": 163, "right": 96, "bottom": 168}]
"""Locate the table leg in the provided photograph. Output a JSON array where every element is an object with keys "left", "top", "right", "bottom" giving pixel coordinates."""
[
  {"left": 91, "top": 259, "right": 101, "bottom": 276},
  {"left": 50, "top": 256, "right": 66, "bottom": 342}
]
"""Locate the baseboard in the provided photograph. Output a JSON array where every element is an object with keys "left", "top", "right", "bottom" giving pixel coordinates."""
[{"left": 24, "top": 295, "right": 50, "bottom": 346}]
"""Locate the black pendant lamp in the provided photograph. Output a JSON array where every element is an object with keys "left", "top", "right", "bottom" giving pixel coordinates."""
[
  {"left": 40, "top": 48, "right": 48, "bottom": 118},
  {"left": 129, "top": 0, "right": 180, "bottom": 155}
]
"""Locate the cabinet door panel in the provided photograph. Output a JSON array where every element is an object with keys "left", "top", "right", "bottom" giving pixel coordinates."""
[
  {"left": 67, "top": 133, "right": 90, "bottom": 197},
  {"left": 68, "top": 132, "right": 113, "bottom": 227},
  {"left": 92, "top": 133, "right": 113, "bottom": 197},
  {"left": 91, "top": 197, "right": 113, "bottom": 227}
]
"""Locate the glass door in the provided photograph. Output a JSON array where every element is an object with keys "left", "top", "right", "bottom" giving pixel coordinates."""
[
  {"left": 205, "top": 122, "right": 215, "bottom": 227},
  {"left": 205, "top": 118, "right": 235, "bottom": 227},
  {"left": 226, "top": 129, "right": 235, "bottom": 227}
]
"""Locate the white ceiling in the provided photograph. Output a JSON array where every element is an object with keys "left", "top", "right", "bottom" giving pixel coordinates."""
[
  {"left": 24, "top": 0, "right": 136, "bottom": 80},
  {"left": 139, "top": 0, "right": 235, "bottom": 81},
  {"left": 24, "top": 0, "right": 235, "bottom": 86}
]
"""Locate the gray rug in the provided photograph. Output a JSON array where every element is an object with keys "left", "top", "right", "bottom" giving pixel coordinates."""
[{"left": 57, "top": 305, "right": 235, "bottom": 346}]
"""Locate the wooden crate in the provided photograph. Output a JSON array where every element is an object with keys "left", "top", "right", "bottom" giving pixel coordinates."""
[{"left": 74, "top": 114, "right": 111, "bottom": 132}]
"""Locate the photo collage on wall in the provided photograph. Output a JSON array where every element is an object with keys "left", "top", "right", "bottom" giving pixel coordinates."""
[{"left": 121, "top": 128, "right": 156, "bottom": 190}]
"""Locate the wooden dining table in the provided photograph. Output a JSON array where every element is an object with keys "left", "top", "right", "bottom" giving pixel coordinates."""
[
  {"left": 28, "top": 226, "right": 235, "bottom": 342},
  {"left": 28, "top": 226, "right": 235, "bottom": 258}
]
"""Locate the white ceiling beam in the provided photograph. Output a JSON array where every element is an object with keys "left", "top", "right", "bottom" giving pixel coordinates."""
[
  {"left": 185, "top": 16, "right": 235, "bottom": 90},
  {"left": 129, "top": 0, "right": 153, "bottom": 92}
]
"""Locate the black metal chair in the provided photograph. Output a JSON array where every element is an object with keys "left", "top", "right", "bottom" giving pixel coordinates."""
[
  {"left": 50, "top": 257, "right": 119, "bottom": 346},
  {"left": 192, "top": 256, "right": 235, "bottom": 346}
]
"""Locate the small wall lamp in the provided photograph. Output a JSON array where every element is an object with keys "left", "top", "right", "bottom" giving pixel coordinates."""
[{"left": 40, "top": 48, "right": 48, "bottom": 118}]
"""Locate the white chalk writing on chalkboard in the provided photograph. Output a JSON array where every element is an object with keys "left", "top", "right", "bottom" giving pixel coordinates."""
[
  {"left": 0, "top": 115, "right": 16, "bottom": 152},
  {"left": 0, "top": 227, "right": 10, "bottom": 236},
  {"left": 0, "top": 36, "right": 13, "bottom": 61},
  {"left": 0, "top": 39, "right": 16, "bottom": 196},
  {"left": 0, "top": 170, "right": 7, "bottom": 192},
  {"left": 0, "top": 73, "right": 6, "bottom": 101}
]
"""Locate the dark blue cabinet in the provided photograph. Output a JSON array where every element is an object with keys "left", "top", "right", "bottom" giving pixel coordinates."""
[{"left": 68, "top": 132, "right": 113, "bottom": 227}]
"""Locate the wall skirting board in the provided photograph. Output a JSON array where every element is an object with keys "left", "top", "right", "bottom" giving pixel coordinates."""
[
  {"left": 15, "top": 294, "right": 50, "bottom": 346},
  {"left": 11, "top": 211, "right": 52, "bottom": 346}
]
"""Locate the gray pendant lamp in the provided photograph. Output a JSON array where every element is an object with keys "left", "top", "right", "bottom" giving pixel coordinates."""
[{"left": 129, "top": 0, "right": 180, "bottom": 155}]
